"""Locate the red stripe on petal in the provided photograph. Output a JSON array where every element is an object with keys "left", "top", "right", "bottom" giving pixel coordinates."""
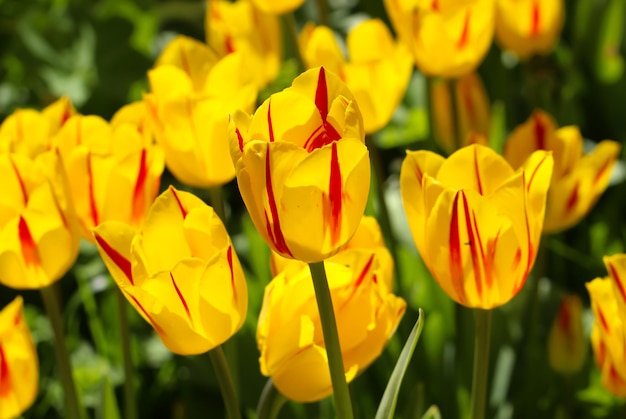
[
  {"left": 315, "top": 67, "right": 329, "bottom": 121},
  {"left": 235, "top": 126, "right": 245, "bottom": 153},
  {"left": 60, "top": 101, "right": 72, "bottom": 127},
  {"left": 431, "top": 0, "right": 439, "bottom": 11},
  {"left": 593, "top": 157, "right": 614, "bottom": 186},
  {"left": 355, "top": 253, "right": 375, "bottom": 288},
  {"left": 225, "top": 35, "right": 236, "bottom": 54},
  {"left": 9, "top": 156, "right": 28, "bottom": 205},
  {"left": 530, "top": 1, "right": 540, "bottom": 37},
  {"left": 170, "top": 272, "right": 192, "bottom": 324},
  {"left": 170, "top": 187, "right": 188, "bottom": 219},
  {"left": 473, "top": 147, "right": 484, "bottom": 195},
  {"left": 449, "top": 192, "right": 466, "bottom": 304},
  {"left": 227, "top": 245, "right": 238, "bottom": 302},
  {"left": 19, "top": 216, "right": 40, "bottom": 268},
  {"left": 533, "top": 113, "right": 546, "bottom": 150},
  {"left": 597, "top": 306, "right": 609, "bottom": 333},
  {"left": 565, "top": 182, "right": 579, "bottom": 213},
  {"left": 267, "top": 100, "right": 276, "bottom": 143},
  {"left": 129, "top": 294, "right": 166, "bottom": 336},
  {"left": 94, "top": 232, "right": 134, "bottom": 285},
  {"left": 265, "top": 149, "right": 292, "bottom": 257},
  {"left": 525, "top": 152, "right": 551, "bottom": 192},
  {"left": 0, "top": 345, "right": 11, "bottom": 398},
  {"left": 457, "top": 11, "right": 471, "bottom": 50},
  {"left": 87, "top": 153, "right": 100, "bottom": 226},
  {"left": 131, "top": 149, "right": 148, "bottom": 226},
  {"left": 608, "top": 261, "right": 626, "bottom": 305},
  {"left": 328, "top": 142, "right": 343, "bottom": 246},
  {"left": 461, "top": 192, "right": 483, "bottom": 301}
]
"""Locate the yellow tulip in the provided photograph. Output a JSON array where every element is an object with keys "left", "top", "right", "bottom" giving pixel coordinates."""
[
  {"left": 229, "top": 67, "right": 370, "bottom": 263},
  {"left": 205, "top": 0, "right": 281, "bottom": 89},
  {"left": 384, "top": 0, "right": 495, "bottom": 78},
  {"left": 400, "top": 144, "right": 553, "bottom": 308},
  {"left": 248, "top": 0, "right": 304, "bottom": 15},
  {"left": 430, "top": 72, "right": 491, "bottom": 153},
  {"left": 299, "top": 19, "right": 413, "bottom": 133},
  {"left": 0, "top": 154, "right": 79, "bottom": 289},
  {"left": 587, "top": 254, "right": 626, "bottom": 397},
  {"left": 504, "top": 110, "right": 621, "bottom": 233},
  {"left": 93, "top": 187, "right": 248, "bottom": 355},
  {"left": 0, "top": 96, "right": 75, "bottom": 159},
  {"left": 547, "top": 294, "right": 587, "bottom": 374},
  {"left": 257, "top": 249, "right": 406, "bottom": 402},
  {"left": 0, "top": 296, "right": 38, "bottom": 419},
  {"left": 495, "top": 0, "right": 564, "bottom": 59},
  {"left": 145, "top": 36, "right": 257, "bottom": 188},
  {"left": 111, "top": 101, "right": 153, "bottom": 145},
  {"left": 53, "top": 115, "right": 164, "bottom": 241},
  {"left": 271, "top": 216, "right": 394, "bottom": 292}
]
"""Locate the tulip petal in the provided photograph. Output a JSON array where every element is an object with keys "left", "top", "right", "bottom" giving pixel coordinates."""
[{"left": 93, "top": 221, "right": 137, "bottom": 287}]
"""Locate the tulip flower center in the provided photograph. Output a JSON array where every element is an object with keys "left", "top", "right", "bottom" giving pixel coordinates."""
[
  {"left": 530, "top": 1, "right": 540, "bottom": 37},
  {"left": 0, "top": 345, "right": 10, "bottom": 398}
]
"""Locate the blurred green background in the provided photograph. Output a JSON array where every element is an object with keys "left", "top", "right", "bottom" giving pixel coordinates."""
[{"left": 1, "top": 0, "right": 626, "bottom": 418}]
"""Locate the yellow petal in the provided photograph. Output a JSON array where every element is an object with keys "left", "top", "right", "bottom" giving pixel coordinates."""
[{"left": 155, "top": 35, "right": 219, "bottom": 91}]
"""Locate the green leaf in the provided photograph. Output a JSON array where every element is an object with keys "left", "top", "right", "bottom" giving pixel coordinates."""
[
  {"left": 99, "top": 376, "right": 121, "bottom": 419},
  {"left": 375, "top": 309, "right": 425, "bottom": 419},
  {"left": 421, "top": 405, "right": 441, "bottom": 419},
  {"left": 594, "top": 0, "right": 626, "bottom": 83}
]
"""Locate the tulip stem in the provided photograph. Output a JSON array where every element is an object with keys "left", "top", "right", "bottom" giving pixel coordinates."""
[
  {"left": 470, "top": 308, "right": 492, "bottom": 419},
  {"left": 116, "top": 289, "right": 138, "bottom": 419},
  {"left": 283, "top": 12, "right": 305, "bottom": 72},
  {"left": 209, "top": 186, "right": 226, "bottom": 222},
  {"left": 208, "top": 346, "right": 242, "bottom": 419},
  {"left": 308, "top": 261, "right": 354, "bottom": 419},
  {"left": 316, "top": 0, "right": 329, "bottom": 26},
  {"left": 257, "top": 379, "right": 288, "bottom": 419},
  {"left": 40, "top": 284, "right": 84, "bottom": 419},
  {"left": 449, "top": 78, "right": 463, "bottom": 152},
  {"left": 365, "top": 135, "right": 402, "bottom": 295}
]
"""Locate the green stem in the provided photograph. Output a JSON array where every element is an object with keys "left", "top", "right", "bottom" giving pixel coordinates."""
[
  {"left": 282, "top": 12, "right": 305, "bottom": 72},
  {"left": 316, "top": 0, "right": 329, "bottom": 26},
  {"left": 365, "top": 135, "right": 402, "bottom": 295},
  {"left": 116, "top": 289, "right": 138, "bottom": 419},
  {"left": 257, "top": 379, "right": 288, "bottom": 419},
  {"left": 470, "top": 309, "right": 492, "bottom": 419},
  {"left": 308, "top": 262, "right": 354, "bottom": 419},
  {"left": 208, "top": 346, "right": 242, "bottom": 419},
  {"left": 208, "top": 186, "right": 226, "bottom": 222},
  {"left": 76, "top": 272, "right": 108, "bottom": 356},
  {"left": 40, "top": 284, "right": 83, "bottom": 419}
]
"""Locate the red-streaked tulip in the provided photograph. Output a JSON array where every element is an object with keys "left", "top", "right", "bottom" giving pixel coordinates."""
[
  {"left": 257, "top": 249, "right": 406, "bottom": 402},
  {"left": 93, "top": 187, "right": 248, "bottom": 355},
  {"left": 229, "top": 67, "right": 369, "bottom": 263},
  {"left": 504, "top": 110, "right": 621, "bottom": 233},
  {"left": 400, "top": 144, "right": 553, "bottom": 308},
  {"left": 0, "top": 296, "right": 38, "bottom": 419},
  {"left": 495, "top": 0, "right": 564, "bottom": 59},
  {"left": 547, "top": 294, "right": 587, "bottom": 374}
]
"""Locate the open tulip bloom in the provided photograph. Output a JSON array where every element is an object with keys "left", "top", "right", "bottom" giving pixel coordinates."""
[
  {"left": 229, "top": 66, "right": 370, "bottom": 263},
  {"left": 400, "top": 144, "right": 554, "bottom": 309},
  {"left": 93, "top": 186, "right": 248, "bottom": 355}
]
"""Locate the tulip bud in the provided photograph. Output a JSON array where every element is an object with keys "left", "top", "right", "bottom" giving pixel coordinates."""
[
  {"left": 205, "top": 0, "right": 281, "bottom": 89},
  {"left": 384, "top": 0, "right": 495, "bottom": 78},
  {"left": 145, "top": 36, "right": 257, "bottom": 188},
  {"left": 299, "top": 20, "right": 413, "bottom": 134},
  {"left": 400, "top": 144, "right": 553, "bottom": 308},
  {"left": 257, "top": 249, "right": 406, "bottom": 402},
  {"left": 0, "top": 296, "right": 38, "bottom": 419},
  {"left": 0, "top": 154, "right": 79, "bottom": 289},
  {"left": 94, "top": 187, "right": 248, "bottom": 355},
  {"left": 495, "top": 0, "right": 564, "bottom": 59},
  {"left": 547, "top": 294, "right": 587, "bottom": 374},
  {"left": 504, "top": 110, "right": 621, "bottom": 233},
  {"left": 230, "top": 67, "right": 370, "bottom": 263}
]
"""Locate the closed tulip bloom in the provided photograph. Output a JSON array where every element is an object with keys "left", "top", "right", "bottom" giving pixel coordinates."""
[
  {"left": 0, "top": 154, "right": 79, "bottom": 289},
  {"left": 547, "top": 294, "right": 587, "bottom": 374},
  {"left": 504, "top": 110, "right": 621, "bottom": 233},
  {"left": 93, "top": 187, "right": 247, "bottom": 355},
  {"left": 495, "top": 0, "right": 564, "bottom": 59},
  {"left": 145, "top": 36, "right": 257, "bottom": 188},
  {"left": 299, "top": 20, "right": 413, "bottom": 133},
  {"left": 53, "top": 115, "right": 164, "bottom": 241},
  {"left": 230, "top": 67, "right": 369, "bottom": 263},
  {"left": 0, "top": 96, "right": 75, "bottom": 159},
  {"left": 400, "top": 144, "right": 553, "bottom": 308},
  {"left": 431, "top": 72, "right": 491, "bottom": 153},
  {"left": 384, "top": 0, "right": 495, "bottom": 78},
  {"left": 0, "top": 297, "right": 38, "bottom": 419},
  {"left": 206, "top": 0, "right": 281, "bottom": 89},
  {"left": 257, "top": 249, "right": 406, "bottom": 402},
  {"left": 586, "top": 254, "right": 626, "bottom": 397},
  {"left": 111, "top": 101, "right": 153, "bottom": 145}
]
